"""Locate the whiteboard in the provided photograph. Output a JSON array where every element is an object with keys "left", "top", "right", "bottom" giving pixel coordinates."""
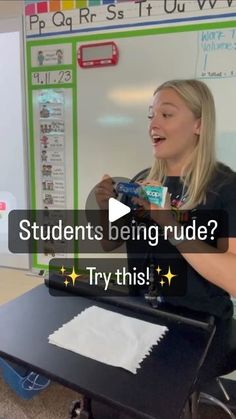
[
  {"left": 0, "top": 17, "right": 29, "bottom": 269},
  {"left": 77, "top": 28, "right": 236, "bottom": 207}
]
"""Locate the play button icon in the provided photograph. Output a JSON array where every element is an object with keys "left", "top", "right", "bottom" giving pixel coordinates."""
[{"left": 108, "top": 198, "right": 131, "bottom": 222}]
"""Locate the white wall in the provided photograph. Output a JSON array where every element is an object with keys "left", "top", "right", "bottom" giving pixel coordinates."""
[{"left": 0, "top": 1, "right": 24, "bottom": 17}]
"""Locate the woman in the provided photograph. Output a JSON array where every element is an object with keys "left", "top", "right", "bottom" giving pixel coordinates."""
[
  {"left": 95, "top": 79, "right": 236, "bottom": 417},
  {"left": 97, "top": 79, "right": 236, "bottom": 305}
]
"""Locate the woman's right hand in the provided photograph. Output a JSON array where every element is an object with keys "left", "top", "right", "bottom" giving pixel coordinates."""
[{"left": 95, "top": 174, "right": 116, "bottom": 210}]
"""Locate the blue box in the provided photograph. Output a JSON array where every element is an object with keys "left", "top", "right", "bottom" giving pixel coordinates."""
[{"left": 0, "top": 357, "right": 50, "bottom": 400}]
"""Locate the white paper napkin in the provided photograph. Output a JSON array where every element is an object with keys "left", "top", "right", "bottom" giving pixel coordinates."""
[{"left": 48, "top": 306, "right": 168, "bottom": 374}]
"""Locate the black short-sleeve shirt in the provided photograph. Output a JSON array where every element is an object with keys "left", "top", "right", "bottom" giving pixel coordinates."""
[{"left": 126, "top": 163, "right": 235, "bottom": 319}]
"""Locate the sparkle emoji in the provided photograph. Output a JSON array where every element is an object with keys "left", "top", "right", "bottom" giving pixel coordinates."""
[
  {"left": 60, "top": 265, "right": 80, "bottom": 287},
  {"left": 60, "top": 266, "right": 66, "bottom": 275},
  {"left": 162, "top": 266, "right": 177, "bottom": 287},
  {"left": 64, "top": 278, "right": 70, "bottom": 287},
  {"left": 67, "top": 266, "right": 80, "bottom": 286}
]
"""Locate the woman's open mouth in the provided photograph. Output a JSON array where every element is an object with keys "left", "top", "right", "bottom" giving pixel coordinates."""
[{"left": 152, "top": 135, "right": 166, "bottom": 145}]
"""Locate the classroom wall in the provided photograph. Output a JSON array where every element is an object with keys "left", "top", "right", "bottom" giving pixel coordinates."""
[
  {"left": 0, "top": 1, "right": 24, "bottom": 17},
  {"left": 0, "top": 0, "right": 235, "bottom": 380}
]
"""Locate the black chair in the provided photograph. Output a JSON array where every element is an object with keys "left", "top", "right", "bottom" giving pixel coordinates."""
[
  {"left": 130, "top": 168, "right": 150, "bottom": 183},
  {"left": 183, "top": 317, "right": 236, "bottom": 419}
]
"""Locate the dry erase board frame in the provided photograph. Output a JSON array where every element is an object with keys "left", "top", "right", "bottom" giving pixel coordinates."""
[
  {"left": 0, "top": 16, "right": 29, "bottom": 269},
  {"left": 26, "top": 19, "right": 236, "bottom": 270}
]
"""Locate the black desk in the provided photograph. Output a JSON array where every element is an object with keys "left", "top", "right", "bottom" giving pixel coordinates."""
[{"left": 0, "top": 285, "right": 214, "bottom": 419}]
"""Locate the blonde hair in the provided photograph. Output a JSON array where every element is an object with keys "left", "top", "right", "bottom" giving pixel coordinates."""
[{"left": 148, "top": 79, "right": 217, "bottom": 209}]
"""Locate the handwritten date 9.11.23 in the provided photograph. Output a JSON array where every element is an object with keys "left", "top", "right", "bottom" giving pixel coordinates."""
[{"left": 32, "top": 70, "right": 72, "bottom": 86}]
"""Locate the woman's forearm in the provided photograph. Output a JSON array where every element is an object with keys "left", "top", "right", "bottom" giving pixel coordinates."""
[{"left": 176, "top": 239, "right": 236, "bottom": 296}]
